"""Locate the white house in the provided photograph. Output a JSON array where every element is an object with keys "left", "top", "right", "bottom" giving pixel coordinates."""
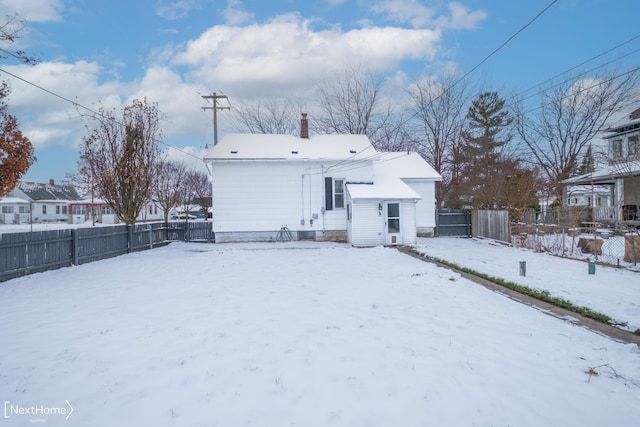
[
  {"left": 2, "top": 180, "right": 80, "bottom": 224},
  {"left": 563, "top": 107, "right": 640, "bottom": 223},
  {"left": 204, "top": 115, "right": 441, "bottom": 246}
]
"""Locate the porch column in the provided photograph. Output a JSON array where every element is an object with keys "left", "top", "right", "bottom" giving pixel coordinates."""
[{"left": 615, "top": 178, "right": 624, "bottom": 221}]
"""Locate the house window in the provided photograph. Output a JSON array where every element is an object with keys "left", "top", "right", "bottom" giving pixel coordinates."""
[
  {"left": 334, "top": 179, "right": 344, "bottom": 209},
  {"left": 324, "top": 177, "right": 345, "bottom": 210},
  {"left": 62, "top": 206, "right": 68, "bottom": 215},
  {"left": 42, "top": 205, "right": 47, "bottom": 215},
  {"left": 149, "top": 205, "right": 153, "bottom": 214},
  {"left": 611, "top": 139, "right": 623, "bottom": 159},
  {"left": 628, "top": 135, "right": 639, "bottom": 156},
  {"left": 56, "top": 206, "right": 60, "bottom": 214},
  {"left": 102, "top": 205, "right": 114, "bottom": 215},
  {"left": 72, "top": 205, "right": 86, "bottom": 215},
  {"left": 19, "top": 206, "right": 28, "bottom": 213},
  {"left": 2, "top": 206, "right": 14, "bottom": 214},
  {"left": 587, "top": 197, "right": 591, "bottom": 206}
]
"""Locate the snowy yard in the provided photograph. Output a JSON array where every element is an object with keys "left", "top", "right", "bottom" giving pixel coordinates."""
[
  {"left": 416, "top": 237, "right": 640, "bottom": 332},
  {"left": 1, "top": 241, "right": 639, "bottom": 426}
]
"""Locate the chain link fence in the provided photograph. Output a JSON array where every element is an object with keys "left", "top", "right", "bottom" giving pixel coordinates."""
[{"left": 512, "top": 207, "right": 640, "bottom": 271}]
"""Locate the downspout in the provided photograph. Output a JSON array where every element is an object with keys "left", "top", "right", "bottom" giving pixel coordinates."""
[
  {"left": 321, "top": 165, "right": 326, "bottom": 232},
  {"left": 301, "top": 174, "right": 305, "bottom": 226}
]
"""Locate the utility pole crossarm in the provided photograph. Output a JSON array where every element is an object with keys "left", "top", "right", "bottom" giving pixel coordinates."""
[{"left": 202, "top": 92, "right": 230, "bottom": 146}]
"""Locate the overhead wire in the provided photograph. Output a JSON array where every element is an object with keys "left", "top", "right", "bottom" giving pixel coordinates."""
[{"left": 0, "top": 66, "right": 204, "bottom": 161}]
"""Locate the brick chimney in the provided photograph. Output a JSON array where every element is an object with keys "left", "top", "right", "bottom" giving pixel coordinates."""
[
  {"left": 49, "top": 179, "right": 55, "bottom": 186},
  {"left": 300, "top": 113, "right": 309, "bottom": 139}
]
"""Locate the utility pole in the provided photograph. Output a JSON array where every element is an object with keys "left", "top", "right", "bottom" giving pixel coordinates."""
[{"left": 201, "top": 93, "right": 230, "bottom": 146}]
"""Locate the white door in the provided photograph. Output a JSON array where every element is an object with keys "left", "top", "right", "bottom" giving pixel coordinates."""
[{"left": 384, "top": 202, "right": 402, "bottom": 245}]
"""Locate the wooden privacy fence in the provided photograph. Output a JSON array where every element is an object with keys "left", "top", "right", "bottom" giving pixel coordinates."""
[
  {"left": 472, "top": 210, "right": 510, "bottom": 243},
  {"left": 0, "top": 221, "right": 213, "bottom": 282}
]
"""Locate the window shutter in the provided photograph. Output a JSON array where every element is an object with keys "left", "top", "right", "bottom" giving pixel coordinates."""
[{"left": 325, "top": 177, "right": 333, "bottom": 211}]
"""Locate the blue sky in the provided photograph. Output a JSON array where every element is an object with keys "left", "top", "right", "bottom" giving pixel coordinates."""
[{"left": 1, "top": 0, "right": 640, "bottom": 183}]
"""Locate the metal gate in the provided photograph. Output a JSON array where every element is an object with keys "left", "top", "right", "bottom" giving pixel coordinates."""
[{"left": 436, "top": 209, "right": 472, "bottom": 237}]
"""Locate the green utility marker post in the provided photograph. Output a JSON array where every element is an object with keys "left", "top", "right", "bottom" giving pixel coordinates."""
[
  {"left": 588, "top": 261, "right": 596, "bottom": 275},
  {"left": 519, "top": 261, "right": 526, "bottom": 277}
]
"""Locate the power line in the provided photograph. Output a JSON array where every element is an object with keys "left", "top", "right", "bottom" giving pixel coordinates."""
[
  {"left": 0, "top": 66, "right": 203, "bottom": 161},
  {"left": 400, "top": 0, "right": 559, "bottom": 129}
]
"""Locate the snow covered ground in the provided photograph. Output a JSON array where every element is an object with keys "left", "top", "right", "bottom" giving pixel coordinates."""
[
  {"left": 1, "top": 240, "right": 639, "bottom": 426},
  {"left": 415, "top": 237, "right": 640, "bottom": 332}
]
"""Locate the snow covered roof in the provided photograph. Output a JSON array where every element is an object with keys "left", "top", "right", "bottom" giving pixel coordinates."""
[
  {"left": 0, "top": 197, "right": 30, "bottom": 204},
  {"left": 15, "top": 181, "right": 81, "bottom": 201},
  {"left": 203, "top": 134, "right": 375, "bottom": 161},
  {"left": 563, "top": 159, "right": 640, "bottom": 185},
  {"left": 347, "top": 152, "right": 442, "bottom": 200},
  {"left": 373, "top": 152, "right": 442, "bottom": 180}
]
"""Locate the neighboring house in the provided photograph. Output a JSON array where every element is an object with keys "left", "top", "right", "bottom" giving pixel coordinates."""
[
  {"left": 564, "top": 185, "right": 612, "bottom": 208},
  {"left": 2, "top": 180, "right": 81, "bottom": 224},
  {"left": 0, "top": 197, "right": 31, "bottom": 224},
  {"left": 563, "top": 107, "right": 640, "bottom": 223},
  {"left": 68, "top": 199, "right": 165, "bottom": 224},
  {"left": 203, "top": 115, "right": 441, "bottom": 246}
]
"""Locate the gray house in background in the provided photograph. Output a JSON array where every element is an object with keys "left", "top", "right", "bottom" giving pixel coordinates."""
[{"left": 1, "top": 180, "right": 81, "bottom": 224}]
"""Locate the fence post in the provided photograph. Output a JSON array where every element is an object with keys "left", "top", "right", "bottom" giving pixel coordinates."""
[
  {"left": 72, "top": 229, "right": 79, "bottom": 265},
  {"left": 127, "top": 224, "right": 133, "bottom": 253},
  {"left": 149, "top": 226, "right": 154, "bottom": 250}
]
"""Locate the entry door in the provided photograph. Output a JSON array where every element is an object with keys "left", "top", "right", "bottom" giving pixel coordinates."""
[{"left": 385, "top": 202, "right": 402, "bottom": 245}]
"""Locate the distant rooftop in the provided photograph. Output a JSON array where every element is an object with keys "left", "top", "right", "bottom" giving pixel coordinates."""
[{"left": 15, "top": 181, "right": 80, "bottom": 201}]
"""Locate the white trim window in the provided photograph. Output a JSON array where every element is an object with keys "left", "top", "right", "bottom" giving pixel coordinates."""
[{"left": 324, "top": 177, "right": 345, "bottom": 210}]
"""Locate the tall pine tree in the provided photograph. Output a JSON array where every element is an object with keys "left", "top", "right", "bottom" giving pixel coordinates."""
[{"left": 458, "top": 91, "right": 513, "bottom": 209}]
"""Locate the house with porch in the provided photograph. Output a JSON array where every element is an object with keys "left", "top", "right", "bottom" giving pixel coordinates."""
[
  {"left": 203, "top": 114, "right": 441, "bottom": 246},
  {"left": 563, "top": 107, "right": 640, "bottom": 224},
  {"left": 1, "top": 180, "right": 81, "bottom": 224}
]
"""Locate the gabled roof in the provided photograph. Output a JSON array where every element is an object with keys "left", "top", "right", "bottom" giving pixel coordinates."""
[
  {"left": 373, "top": 152, "right": 442, "bottom": 180},
  {"left": 203, "top": 133, "right": 375, "bottom": 161},
  {"left": 15, "top": 181, "right": 81, "bottom": 202},
  {"left": 347, "top": 152, "right": 442, "bottom": 200}
]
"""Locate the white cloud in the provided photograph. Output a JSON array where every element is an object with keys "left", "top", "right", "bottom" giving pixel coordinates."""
[
  {"left": 171, "top": 13, "right": 441, "bottom": 100},
  {"left": 4, "top": 61, "right": 124, "bottom": 149},
  {"left": 371, "top": 0, "right": 435, "bottom": 29},
  {"left": 0, "top": 0, "right": 63, "bottom": 23},
  {"left": 155, "top": 0, "right": 204, "bottom": 20},
  {"left": 371, "top": 0, "right": 485, "bottom": 30},
  {"left": 222, "top": 0, "right": 254, "bottom": 25},
  {"left": 127, "top": 66, "right": 210, "bottom": 139},
  {"left": 439, "top": 2, "right": 486, "bottom": 30}
]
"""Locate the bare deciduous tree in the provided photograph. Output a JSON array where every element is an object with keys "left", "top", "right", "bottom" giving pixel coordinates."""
[
  {"left": 314, "top": 64, "right": 394, "bottom": 150},
  {"left": 82, "top": 98, "right": 163, "bottom": 224},
  {"left": 514, "top": 69, "right": 640, "bottom": 197},
  {"left": 408, "top": 74, "right": 472, "bottom": 207},
  {"left": 153, "top": 160, "right": 187, "bottom": 223},
  {"left": 0, "top": 9, "right": 39, "bottom": 65},
  {"left": 190, "top": 169, "right": 212, "bottom": 220},
  {"left": 175, "top": 168, "right": 210, "bottom": 221},
  {"left": 228, "top": 98, "right": 305, "bottom": 135}
]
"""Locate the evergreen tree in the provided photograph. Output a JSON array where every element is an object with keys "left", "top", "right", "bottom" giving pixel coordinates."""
[
  {"left": 577, "top": 144, "right": 596, "bottom": 175},
  {"left": 458, "top": 91, "right": 513, "bottom": 209}
]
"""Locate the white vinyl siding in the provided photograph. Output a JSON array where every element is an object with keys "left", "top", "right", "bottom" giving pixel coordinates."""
[
  {"left": 211, "top": 160, "right": 374, "bottom": 234},
  {"left": 401, "top": 200, "right": 417, "bottom": 245},
  {"left": 349, "top": 200, "right": 384, "bottom": 246},
  {"left": 403, "top": 179, "right": 437, "bottom": 230}
]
